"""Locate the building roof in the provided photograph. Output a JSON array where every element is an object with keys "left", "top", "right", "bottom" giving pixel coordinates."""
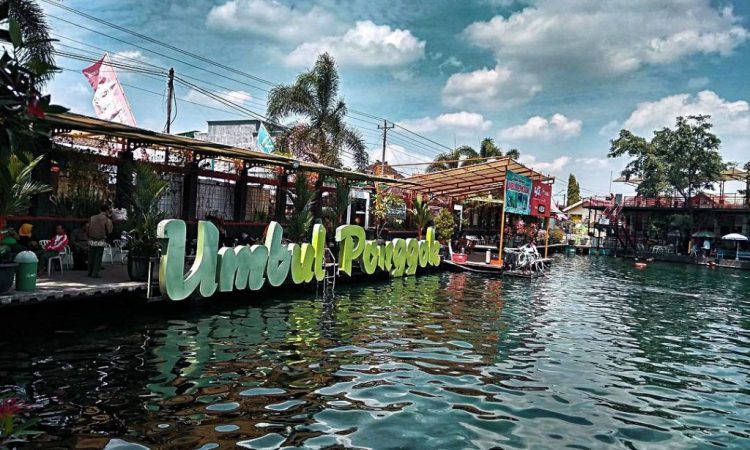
[
  {"left": 388, "top": 157, "right": 553, "bottom": 199},
  {"left": 43, "top": 112, "right": 405, "bottom": 184},
  {"left": 367, "top": 162, "right": 404, "bottom": 179}
]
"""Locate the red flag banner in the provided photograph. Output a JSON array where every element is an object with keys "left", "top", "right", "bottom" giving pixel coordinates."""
[
  {"left": 82, "top": 53, "right": 137, "bottom": 126},
  {"left": 530, "top": 181, "right": 552, "bottom": 218}
]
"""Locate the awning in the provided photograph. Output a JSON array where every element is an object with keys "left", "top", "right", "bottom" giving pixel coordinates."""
[
  {"left": 388, "top": 157, "right": 553, "bottom": 199},
  {"left": 42, "top": 112, "right": 407, "bottom": 184}
]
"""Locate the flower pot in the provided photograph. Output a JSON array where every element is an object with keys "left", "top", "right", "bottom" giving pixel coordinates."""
[
  {"left": 0, "top": 263, "right": 19, "bottom": 294},
  {"left": 127, "top": 255, "right": 150, "bottom": 282}
]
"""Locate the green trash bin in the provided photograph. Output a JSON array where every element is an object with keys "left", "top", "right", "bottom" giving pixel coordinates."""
[{"left": 14, "top": 251, "right": 38, "bottom": 292}]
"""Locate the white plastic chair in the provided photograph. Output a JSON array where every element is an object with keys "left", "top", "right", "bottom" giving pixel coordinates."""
[
  {"left": 62, "top": 245, "right": 74, "bottom": 269},
  {"left": 47, "top": 250, "right": 64, "bottom": 276},
  {"left": 103, "top": 243, "right": 114, "bottom": 264},
  {"left": 112, "top": 239, "right": 128, "bottom": 264}
]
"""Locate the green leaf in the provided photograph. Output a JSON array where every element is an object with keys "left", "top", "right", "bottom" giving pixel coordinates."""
[{"left": 8, "top": 19, "right": 22, "bottom": 48}]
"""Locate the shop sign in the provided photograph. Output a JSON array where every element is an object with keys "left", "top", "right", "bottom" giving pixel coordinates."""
[
  {"left": 386, "top": 203, "right": 407, "bottom": 219},
  {"left": 157, "top": 221, "right": 442, "bottom": 301},
  {"left": 504, "top": 171, "right": 532, "bottom": 215},
  {"left": 530, "top": 181, "right": 552, "bottom": 218}
]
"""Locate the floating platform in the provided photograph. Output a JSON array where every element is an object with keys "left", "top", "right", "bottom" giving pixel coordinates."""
[{"left": 0, "top": 266, "right": 144, "bottom": 308}]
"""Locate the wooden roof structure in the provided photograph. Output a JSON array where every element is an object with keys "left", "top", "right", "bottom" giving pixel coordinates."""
[
  {"left": 43, "top": 112, "right": 405, "bottom": 184},
  {"left": 389, "top": 156, "right": 553, "bottom": 199}
]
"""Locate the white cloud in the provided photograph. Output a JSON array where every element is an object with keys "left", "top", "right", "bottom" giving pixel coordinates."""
[
  {"left": 622, "top": 90, "right": 749, "bottom": 137},
  {"left": 398, "top": 111, "right": 492, "bottom": 135},
  {"left": 111, "top": 50, "right": 151, "bottom": 65},
  {"left": 206, "top": 0, "right": 343, "bottom": 43},
  {"left": 598, "top": 120, "right": 621, "bottom": 137},
  {"left": 441, "top": 65, "right": 540, "bottom": 108},
  {"left": 621, "top": 90, "right": 750, "bottom": 163},
  {"left": 575, "top": 157, "right": 610, "bottom": 169},
  {"left": 463, "top": 0, "right": 747, "bottom": 78},
  {"left": 518, "top": 154, "right": 570, "bottom": 174},
  {"left": 284, "top": 21, "right": 425, "bottom": 68},
  {"left": 499, "top": 114, "right": 581, "bottom": 141},
  {"left": 184, "top": 88, "right": 252, "bottom": 109},
  {"left": 687, "top": 76, "right": 710, "bottom": 89}
]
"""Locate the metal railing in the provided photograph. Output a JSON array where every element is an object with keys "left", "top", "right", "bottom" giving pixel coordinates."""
[{"left": 588, "top": 193, "right": 748, "bottom": 210}]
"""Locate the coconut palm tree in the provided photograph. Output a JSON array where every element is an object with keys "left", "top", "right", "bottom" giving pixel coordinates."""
[
  {"left": 505, "top": 148, "right": 520, "bottom": 160},
  {"left": 267, "top": 53, "right": 367, "bottom": 217},
  {"left": 410, "top": 194, "right": 431, "bottom": 240},
  {"left": 0, "top": 0, "right": 55, "bottom": 84},
  {"left": 479, "top": 138, "right": 502, "bottom": 159},
  {"left": 426, "top": 146, "right": 478, "bottom": 172},
  {"left": 267, "top": 53, "right": 367, "bottom": 171}
]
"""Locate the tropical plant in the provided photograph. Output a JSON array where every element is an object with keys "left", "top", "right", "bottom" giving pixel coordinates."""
[
  {"left": 608, "top": 115, "right": 724, "bottom": 204},
  {"left": 127, "top": 163, "right": 168, "bottom": 257},
  {"left": 567, "top": 174, "right": 581, "bottom": 206},
  {"left": 332, "top": 178, "right": 350, "bottom": 228},
  {"left": 0, "top": 393, "right": 42, "bottom": 449},
  {"left": 479, "top": 138, "right": 502, "bottom": 159},
  {"left": 371, "top": 191, "right": 404, "bottom": 239},
  {"left": 0, "top": 0, "right": 55, "bottom": 83},
  {"left": 505, "top": 148, "right": 520, "bottom": 160},
  {"left": 433, "top": 208, "right": 456, "bottom": 242},
  {"left": 0, "top": 153, "right": 51, "bottom": 224},
  {"left": 410, "top": 194, "right": 430, "bottom": 239},
  {"left": 285, "top": 172, "right": 315, "bottom": 242},
  {"left": 266, "top": 53, "right": 367, "bottom": 216},
  {"left": 0, "top": 16, "right": 64, "bottom": 165}
]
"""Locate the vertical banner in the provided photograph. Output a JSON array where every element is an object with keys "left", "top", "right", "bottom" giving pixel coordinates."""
[
  {"left": 531, "top": 180, "right": 552, "bottom": 218},
  {"left": 257, "top": 123, "right": 275, "bottom": 154},
  {"left": 504, "top": 171, "right": 532, "bottom": 215},
  {"left": 82, "top": 53, "right": 137, "bottom": 126}
]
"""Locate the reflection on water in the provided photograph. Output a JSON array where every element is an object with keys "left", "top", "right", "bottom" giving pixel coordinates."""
[{"left": 1, "top": 258, "right": 749, "bottom": 449}]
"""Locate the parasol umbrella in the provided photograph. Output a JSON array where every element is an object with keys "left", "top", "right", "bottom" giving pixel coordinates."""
[
  {"left": 691, "top": 230, "right": 715, "bottom": 238},
  {"left": 722, "top": 233, "right": 748, "bottom": 261}
]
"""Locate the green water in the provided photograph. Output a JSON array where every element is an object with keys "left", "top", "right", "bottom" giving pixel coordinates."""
[{"left": 1, "top": 257, "right": 749, "bottom": 449}]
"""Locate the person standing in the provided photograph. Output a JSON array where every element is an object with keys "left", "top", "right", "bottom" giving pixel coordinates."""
[{"left": 88, "top": 204, "right": 113, "bottom": 278}]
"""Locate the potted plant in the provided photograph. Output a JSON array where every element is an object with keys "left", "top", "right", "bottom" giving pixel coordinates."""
[
  {"left": 433, "top": 208, "right": 456, "bottom": 243},
  {"left": 126, "top": 164, "right": 168, "bottom": 281},
  {"left": 410, "top": 194, "right": 430, "bottom": 240},
  {"left": 0, "top": 154, "right": 51, "bottom": 293},
  {"left": 285, "top": 172, "right": 315, "bottom": 242}
]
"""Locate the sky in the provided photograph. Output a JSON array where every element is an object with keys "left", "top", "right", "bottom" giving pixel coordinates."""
[{"left": 42, "top": 0, "right": 750, "bottom": 200}]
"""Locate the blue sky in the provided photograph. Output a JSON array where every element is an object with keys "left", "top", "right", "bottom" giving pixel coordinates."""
[{"left": 44, "top": 0, "right": 750, "bottom": 199}]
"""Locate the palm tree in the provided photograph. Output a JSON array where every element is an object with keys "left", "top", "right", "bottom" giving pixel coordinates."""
[
  {"left": 285, "top": 172, "right": 315, "bottom": 241},
  {"left": 267, "top": 53, "right": 367, "bottom": 171},
  {"left": 0, "top": 0, "right": 55, "bottom": 84},
  {"left": 410, "top": 194, "right": 430, "bottom": 240},
  {"left": 479, "top": 138, "right": 502, "bottom": 158},
  {"left": 505, "top": 148, "right": 520, "bottom": 160},
  {"left": 426, "top": 146, "right": 478, "bottom": 172},
  {"left": 267, "top": 53, "right": 367, "bottom": 218}
]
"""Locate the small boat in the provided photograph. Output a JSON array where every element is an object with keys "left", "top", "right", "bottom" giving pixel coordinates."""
[{"left": 442, "top": 258, "right": 505, "bottom": 275}]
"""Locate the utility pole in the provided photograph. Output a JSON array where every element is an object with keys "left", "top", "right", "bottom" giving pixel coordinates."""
[
  {"left": 377, "top": 119, "right": 394, "bottom": 176},
  {"left": 165, "top": 67, "right": 175, "bottom": 133}
]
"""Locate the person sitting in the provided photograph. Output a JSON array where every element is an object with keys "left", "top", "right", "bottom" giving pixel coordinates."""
[
  {"left": 18, "top": 223, "right": 36, "bottom": 249},
  {"left": 39, "top": 224, "right": 69, "bottom": 273},
  {"left": 70, "top": 222, "right": 89, "bottom": 270}
]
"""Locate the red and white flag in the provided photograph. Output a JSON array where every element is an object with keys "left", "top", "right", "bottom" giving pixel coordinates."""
[{"left": 82, "top": 53, "right": 136, "bottom": 126}]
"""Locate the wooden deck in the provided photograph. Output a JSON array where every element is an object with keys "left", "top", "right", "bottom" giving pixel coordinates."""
[{"left": 0, "top": 265, "right": 145, "bottom": 308}]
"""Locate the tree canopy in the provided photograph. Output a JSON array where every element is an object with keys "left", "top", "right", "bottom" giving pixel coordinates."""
[
  {"left": 567, "top": 174, "right": 581, "bottom": 206},
  {"left": 426, "top": 138, "right": 521, "bottom": 172},
  {"left": 608, "top": 115, "right": 724, "bottom": 201}
]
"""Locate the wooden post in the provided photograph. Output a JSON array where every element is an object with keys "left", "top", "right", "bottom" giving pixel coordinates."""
[
  {"left": 498, "top": 184, "right": 507, "bottom": 262},
  {"left": 544, "top": 217, "right": 551, "bottom": 258}
]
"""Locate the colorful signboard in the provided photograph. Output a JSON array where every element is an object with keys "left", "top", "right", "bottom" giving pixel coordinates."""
[
  {"left": 504, "top": 171, "right": 532, "bottom": 215},
  {"left": 530, "top": 180, "right": 552, "bottom": 218},
  {"left": 257, "top": 123, "right": 275, "bottom": 154},
  {"left": 157, "top": 220, "right": 442, "bottom": 301},
  {"left": 82, "top": 54, "right": 137, "bottom": 127}
]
